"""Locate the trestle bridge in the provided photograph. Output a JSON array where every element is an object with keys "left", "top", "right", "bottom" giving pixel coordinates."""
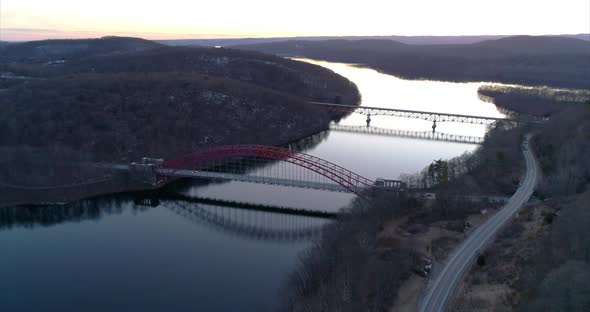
[
  {"left": 308, "top": 101, "right": 534, "bottom": 131},
  {"left": 309, "top": 102, "right": 520, "bottom": 124}
]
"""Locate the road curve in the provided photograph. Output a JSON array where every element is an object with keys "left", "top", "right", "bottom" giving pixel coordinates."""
[{"left": 419, "top": 134, "right": 538, "bottom": 312}]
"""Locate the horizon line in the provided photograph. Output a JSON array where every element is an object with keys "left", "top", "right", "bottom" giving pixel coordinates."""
[{"left": 2, "top": 32, "right": 590, "bottom": 43}]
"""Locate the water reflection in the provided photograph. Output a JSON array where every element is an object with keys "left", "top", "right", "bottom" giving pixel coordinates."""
[
  {"left": 165, "top": 200, "right": 328, "bottom": 243},
  {"left": 0, "top": 195, "right": 309, "bottom": 312},
  {"left": 285, "top": 127, "right": 331, "bottom": 152},
  {"left": 0, "top": 198, "right": 136, "bottom": 231},
  {"left": 328, "top": 124, "right": 484, "bottom": 144},
  {"left": 0, "top": 194, "right": 330, "bottom": 244}
]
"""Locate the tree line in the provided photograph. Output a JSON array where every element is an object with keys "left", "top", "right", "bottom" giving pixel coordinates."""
[
  {"left": 237, "top": 36, "right": 590, "bottom": 89},
  {"left": 478, "top": 85, "right": 590, "bottom": 117}
]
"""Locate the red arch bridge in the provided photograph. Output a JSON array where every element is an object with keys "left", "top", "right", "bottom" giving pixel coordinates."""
[{"left": 130, "top": 145, "right": 404, "bottom": 196}]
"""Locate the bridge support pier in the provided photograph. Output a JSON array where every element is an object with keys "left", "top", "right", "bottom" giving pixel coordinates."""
[{"left": 130, "top": 157, "right": 164, "bottom": 186}]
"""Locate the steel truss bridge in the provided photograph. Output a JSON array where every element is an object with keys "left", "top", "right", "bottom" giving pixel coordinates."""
[
  {"left": 329, "top": 124, "right": 484, "bottom": 144},
  {"left": 132, "top": 145, "right": 405, "bottom": 196},
  {"left": 309, "top": 102, "right": 522, "bottom": 125}
]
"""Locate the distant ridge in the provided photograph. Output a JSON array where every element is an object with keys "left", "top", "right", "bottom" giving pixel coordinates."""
[
  {"left": 157, "top": 34, "right": 590, "bottom": 47},
  {"left": 0, "top": 36, "right": 162, "bottom": 63},
  {"left": 235, "top": 35, "right": 590, "bottom": 89},
  {"left": 475, "top": 35, "right": 590, "bottom": 54}
]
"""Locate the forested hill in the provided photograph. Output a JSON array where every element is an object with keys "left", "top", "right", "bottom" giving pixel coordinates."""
[
  {"left": 236, "top": 36, "right": 590, "bottom": 89},
  {"left": 0, "top": 37, "right": 359, "bottom": 163},
  {"left": 474, "top": 35, "right": 590, "bottom": 54},
  {"left": 52, "top": 46, "right": 359, "bottom": 103},
  {"left": 0, "top": 36, "right": 163, "bottom": 63}
]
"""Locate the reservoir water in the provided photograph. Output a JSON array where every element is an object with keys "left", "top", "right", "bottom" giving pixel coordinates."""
[{"left": 0, "top": 59, "right": 505, "bottom": 311}]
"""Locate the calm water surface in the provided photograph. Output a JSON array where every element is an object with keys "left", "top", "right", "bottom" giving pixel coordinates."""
[{"left": 0, "top": 60, "right": 504, "bottom": 311}]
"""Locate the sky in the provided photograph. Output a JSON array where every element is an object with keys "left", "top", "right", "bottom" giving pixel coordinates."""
[{"left": 1, "top": 0, "right": 589, "bottom": 41}]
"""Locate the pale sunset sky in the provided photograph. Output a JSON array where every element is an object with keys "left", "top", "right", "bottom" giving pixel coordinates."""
[{"left": 1, "top": 0, "right": 589, "bottom": 41}]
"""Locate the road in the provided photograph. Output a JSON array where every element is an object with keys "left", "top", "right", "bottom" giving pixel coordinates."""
[{"left": 419, "top": 134, "right": 538, "bottom": 312}]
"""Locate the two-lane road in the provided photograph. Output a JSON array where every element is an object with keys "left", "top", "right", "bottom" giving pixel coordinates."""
[{"left": 419, "top": 134, "right": 538, "bottom": 312}]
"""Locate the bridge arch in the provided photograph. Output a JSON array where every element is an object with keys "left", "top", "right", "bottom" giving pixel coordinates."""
[{"left": 158, "top": 145, "right": 375, "bottom": 195}]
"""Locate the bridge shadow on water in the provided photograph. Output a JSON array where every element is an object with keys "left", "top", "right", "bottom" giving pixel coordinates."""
[
  {"left": 0, "top": 191, "right": 333, "bottom": 243},
  {"left": 163, "top": 197, "right": 330, "bottom": 243},
  {"left": 328, "top": 124, "right": 484, "bottom": 144}
]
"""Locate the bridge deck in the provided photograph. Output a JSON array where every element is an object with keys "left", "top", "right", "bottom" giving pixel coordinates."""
[{"left": 308, "top": 102, "right": 521, "bottom": 125}]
